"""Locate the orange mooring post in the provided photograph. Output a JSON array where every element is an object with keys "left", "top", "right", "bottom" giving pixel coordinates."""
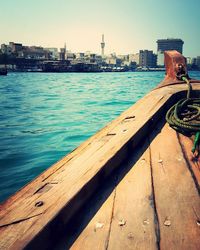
[
  {"left": 164, "top": 50, "right": 188, "bottom": 82},
  {"left": 158, "top": 50, "right": 200, "bottom": 88},
  {"left": 158, "top": 50, "right": 188, "bottom": 87}
]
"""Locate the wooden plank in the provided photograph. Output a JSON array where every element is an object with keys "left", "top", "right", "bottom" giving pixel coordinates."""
[
  {"left": 150, "top": 123, "right": 200, "bottom": 250},
  {"left": 68, "top": 191, "right": 115, "bottom": 250},
  {"left": 68, "top": 140, "right": 157, "bottom": 250},
  {"left": 0, "top": 84, "right": 199, "bottom": 249},
  {"left": 106, "top": 143, "right": 157, "bottom": 250}
]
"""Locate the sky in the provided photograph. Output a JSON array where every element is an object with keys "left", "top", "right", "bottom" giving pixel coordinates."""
[{"left": 0, "top": 0, "right": 200, "bottom": 57}]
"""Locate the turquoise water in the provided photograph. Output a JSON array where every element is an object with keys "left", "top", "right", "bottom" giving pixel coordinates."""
[{"left": 0, "top": 71, "right": 200, "bottom": 202}]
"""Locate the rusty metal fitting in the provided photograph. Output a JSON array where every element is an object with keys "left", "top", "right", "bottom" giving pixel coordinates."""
[
  {"left": 162, "top": 50, "right": 190, "bottom": 84},
  {"left": 175, "top": 63, "right": 187, "bottom": 80}
]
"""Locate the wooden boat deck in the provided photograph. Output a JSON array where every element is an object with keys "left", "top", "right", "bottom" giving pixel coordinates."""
[
  {"left": 56, "top": 121, "right": 200, "bottom": 250},
  {"left": 0, "top": 51, "right": 199, "bottom": 250}
]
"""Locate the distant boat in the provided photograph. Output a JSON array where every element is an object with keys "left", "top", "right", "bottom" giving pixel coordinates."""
[{"left": 0, "top": 68, "right": 7, "bottom": 76}]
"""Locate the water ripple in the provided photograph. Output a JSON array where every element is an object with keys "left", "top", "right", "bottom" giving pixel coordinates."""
[{"left": 0, "top": 71, "right": 199, "bottom": 202}]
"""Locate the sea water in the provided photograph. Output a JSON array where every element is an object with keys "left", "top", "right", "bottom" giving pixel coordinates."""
[{"left": 0, "top": 71, "right": 200, "bottom": 202}]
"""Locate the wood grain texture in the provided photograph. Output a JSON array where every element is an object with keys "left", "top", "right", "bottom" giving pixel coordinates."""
[
  {"left": 106, "top": 147, "right": 157, "bottom": 250},
  {"left": 150, "top": 123, "right": 200, "bottom": 250},
  {"left": 69, "top": 142, "right": 158, "bottom": 250},
  {"left": 70, "top": 191, "right": 115, "bottom": 250}
]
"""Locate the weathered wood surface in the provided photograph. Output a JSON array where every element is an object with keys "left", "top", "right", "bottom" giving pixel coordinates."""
[
  {"left": 150, "top": 124, "right": 200, "bottom": 250},
  {"left": 105, "top": 146, "right": 157, "bottom": 250},
  {"left": 0, "top": 83, "right": 199, "bottom": 249},
  {"left": 70, "top": 142, "right": 157, "bottom": 250},
  {"left": 59, "top": 122, "right": 199, "bottom": 250}
]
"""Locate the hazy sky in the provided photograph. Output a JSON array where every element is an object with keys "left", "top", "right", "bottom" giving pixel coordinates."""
[{"left": 0, "top": 0, "right": 200, "bottom": 57}]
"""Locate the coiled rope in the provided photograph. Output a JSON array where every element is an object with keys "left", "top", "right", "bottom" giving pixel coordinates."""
[{"left": 166, "top": 76, "right": 200, "bottom": 154}]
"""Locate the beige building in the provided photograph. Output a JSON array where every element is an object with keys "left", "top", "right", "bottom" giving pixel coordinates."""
[{"left": 129, "top": 53, "right": 139, "bottom": 65}]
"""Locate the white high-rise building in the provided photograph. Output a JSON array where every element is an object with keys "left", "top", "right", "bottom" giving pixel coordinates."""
[{"left": 101, "top": 34, "right": 105, "bottom": 57}]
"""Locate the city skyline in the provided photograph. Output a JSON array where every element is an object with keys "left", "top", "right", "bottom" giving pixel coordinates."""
[{"left": 0, "top": 0, "right": 200, "bottom": 57}]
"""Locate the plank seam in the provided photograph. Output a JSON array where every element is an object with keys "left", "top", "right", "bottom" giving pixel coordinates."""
[
  {"left": 0, "top": 212, "right": 43, "bottom": 228},
  {"left": 105, "top": 188, "right": 116, "bottom": 250},
  {"left": 149, "top": 138, "right": 160, "bottom": 250}
]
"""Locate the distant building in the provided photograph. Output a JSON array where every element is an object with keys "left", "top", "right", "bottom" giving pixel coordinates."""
[
  {"left": 66, "top": 51, "right": 75, "bottom": 61},
  {"left": 196, "top": 56, "right": 200, "bottom": 68},
  {"left": 45, "top": 48, "right": 59, "bottom": 60},
  {"left": 95, "top": 55, "right": 103, "bottom": 65},
  {"left": 186, "top": 57, "right": 192, "bottom": 65},
  {"left": 76, "top": 53, "right": 85, "bottom": 59},
  {"left": 139, "top": 50, "right": 157, "bottom": 67},
  {"left": 89, "top": 53, "right": 96, "bottom": 63},
  {"left": 0, "top": 42, "right": 51, "bottom": 59},
  {"left": 157, "top": 39, "right": 184, "bottom": 53},
  {"left": 1, "top": 42, "right": 23, "bottom": 55},
  {"left": 58, "top": 43, "right": 67, "bottom": 60},
  {"left": 1, "top": 44, "right": 12, "bottom": 55},
  {"left": 157, "top": 38, "right": 184, "bottom": 66},
  {"left": 129, "top": 53, "right": 139, "bottom": 65},
  {"left": 192, "top": 58, "right": 197, "bottom": 65},
  {"left": 59, "top": 48, "right": 66, "bottom": 60},
  {"left": 190, "top": 57, "right": 200, "bottom": 70},
  {"left": 19, "top": 46, "right": 48, "bottom": 59},
  {"left": 157, "top": 52, "right": 164, "bottom": 66},
  {"left": 106, "top": 54, "right": 122, "bottom": 67},
  {"left": 9, "top": 42, "right": 23, "bottom": 53}
]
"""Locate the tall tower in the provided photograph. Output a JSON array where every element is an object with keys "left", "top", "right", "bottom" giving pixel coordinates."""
[
  {"left": 64, "top": 42, "right": 66, "bottom": 53},
  {"left": 64, "top": 42, "right": 66, "bottom": 59},
  {"left": 101, "top": 34, "right": 105, "bottom": 57}
]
